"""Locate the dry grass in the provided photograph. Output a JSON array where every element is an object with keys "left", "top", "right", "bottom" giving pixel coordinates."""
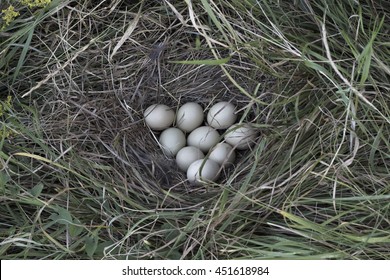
[{"left": 1, "top": 0, "right": 389, "bottom": 259}]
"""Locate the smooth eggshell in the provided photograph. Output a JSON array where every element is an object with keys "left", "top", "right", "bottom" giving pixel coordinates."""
[
  {"left": 224, "top": 123, "right": 256, "bottom": 150},
  {"left": 176, "top": 146, "right": 204, "bottom": 171},
  {"left": 187, "top": 126, "right": 220, "bottom": 153},
  {"left": 176, "top": 102, "right": 204, "bottom": 132},
  {"left": 209, "top": 143, "right": 236, "bottom": 167},
  {"left": 207, "top": 102, "right": 237, "bottom": 129},
  {"left": 187, "top": 159, "right": 220, "bottom": 186},
  {"left": 144, "top": 104, "right": 175, "bottom": 130},
  {"left": 159, "top": 128, "right": 186, "bottom": 156}
]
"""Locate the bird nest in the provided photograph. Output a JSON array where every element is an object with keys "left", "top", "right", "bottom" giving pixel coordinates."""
[{"left": 22, "top": 1, "right": 277, "bottom": 208}]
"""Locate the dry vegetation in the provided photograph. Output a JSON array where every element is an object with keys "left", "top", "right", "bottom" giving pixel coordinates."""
[{"left": 0, "top": 0, "right": 389, "bottom": 259}]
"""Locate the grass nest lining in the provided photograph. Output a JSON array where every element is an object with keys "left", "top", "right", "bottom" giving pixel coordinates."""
[{"left": 1, "top": 0, "right": 390, "bottom": 259}]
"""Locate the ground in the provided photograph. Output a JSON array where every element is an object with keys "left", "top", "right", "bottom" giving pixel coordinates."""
[{"left": 0, "top": 0, "right": 389, "bottom": 259}]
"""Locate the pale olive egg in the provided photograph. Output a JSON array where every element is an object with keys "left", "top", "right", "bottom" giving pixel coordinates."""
[
  {"left": 144, "top": 104, "right": 175, "bottom": 130},
  {"left": 207, "top": 102, "right": 237, "bottom": 129},
  {"left": 187, "top": 126, "right": 220, "bottom": 153},
  {"left": 209, "top": 143, "right": 236, "bottom": 167},
  {"left": 176, "top": 146, "right": 204, "bottom": 171},
  {"left": 159, "top": 128, "right": 186, "bottom": 156},
  {"left": 224, "top": 123, "right": 256, "bottom": 150},
  {"left": 176, "top": 102, "right": 204, "bottom": 132},
  {"left": 187, "top": 159, "right": 220, "bottom": 186}
]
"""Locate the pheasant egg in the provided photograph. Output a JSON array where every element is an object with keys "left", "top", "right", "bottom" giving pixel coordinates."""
[
  {"left": 176, "top": 146, "right": 204, "bottom": 171},
  {"left": 187, "top": 159, "right": 220, "bottom": 186},
  {"left": 159, "top": 128, "right": 186, "bottom": 157},
  {"left": 224, "top": 123, "right": 257, "bottom": 150},
  {"left": 187, "top": 126, "right": 220, "bottom": 153},
  {"left": 207, "top": 102, "right": 237, "bottom": 129},
  {"left": 176, "top": 102, "right": 204, "bottom": 132},
  {"left": 144, "top": 104, "right": 175, "bottom": 130},
  {"left": 209, "top": 143, "right": 236, "bottom": 167}
]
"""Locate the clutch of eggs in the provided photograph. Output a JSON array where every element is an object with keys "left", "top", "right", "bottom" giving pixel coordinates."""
[{"left": 143, "top": 102, "right": 257, "bottom": 185}]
